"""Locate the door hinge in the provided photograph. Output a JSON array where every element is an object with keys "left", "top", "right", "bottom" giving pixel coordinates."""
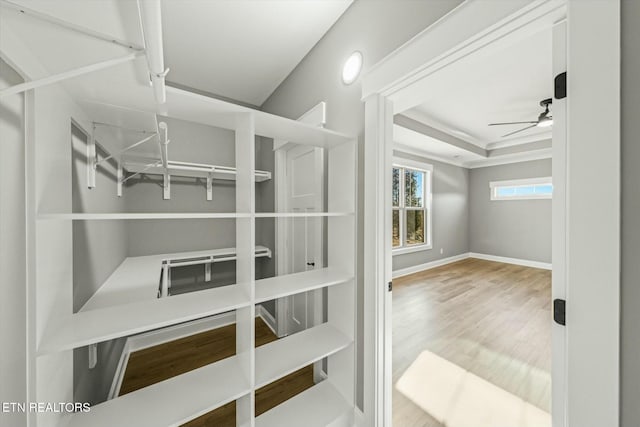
[
  {"left": 553, "top": 299, "right": 566, "bottom": 326},
  {"left": 555, "top": 72, "right": 567, "bottom": 100},
  {"left": 388, "top": 281, "right": 392, "bottom": 292}
]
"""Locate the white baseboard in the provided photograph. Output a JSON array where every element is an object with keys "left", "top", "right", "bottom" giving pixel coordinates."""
[
  {"left": 392, "top": 251, "right": 551, "bottom": 279},
  {"left": 392, "top": 253, "right": 470, "bottom": 278},
  {"left": 469, "top": 252, "right": 552, "bottom": 270},
  {"left": 257, "top": 304, "right": 277, "bottom": 335}
]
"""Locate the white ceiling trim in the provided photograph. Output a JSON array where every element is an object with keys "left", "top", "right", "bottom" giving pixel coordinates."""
[
  {"left": 466, "top": 148, "right": 552, "bottom": 169},
  {"left": 395, "top": 142, "right": 552, "bottom": 170},
  {"left": 393, "top": 143, "right": 469, "bottom": 169},
  {"left": 401, "top": 108, "right": 486, "bottom": 148},
  {"left": 485, "top": 131, "right": 552, "bottom": 150}
]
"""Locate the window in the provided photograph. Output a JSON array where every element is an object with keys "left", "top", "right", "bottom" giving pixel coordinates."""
[
  {"left": 392, "top": 160, "right": 432, "bottom": 254},
  {"left": 490, "top": 177, "right": 553, "bottom": 201}
]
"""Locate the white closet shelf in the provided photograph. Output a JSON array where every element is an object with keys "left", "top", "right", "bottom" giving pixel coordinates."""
[
  {"left": 255, "top": 381, "right": 352, "bottom": 427},
  {"left": 255, "top": 268, "right": 353, "bottom": 303},
  {"left": 163, "top": 87, "right": 354, "bottom": 148},
  {"left": 64, "top": 355, "right": 249, "bottom": 427},
  {"left": 81, "top": 246, "right": 272, "bottom": 311},
  {"left": 38, "top": 284, "right": 250, "bottom": 355},
  {"left": 255, "top": 323, "right": 351, "bottom": 388},
  {"left": 38, "top": 212, "right": 353, "bottom": 220},
  {"left": 123, "top": 158, "right": 272, "bottom": 182},
  {"left": 254, "top": 212, "right": 354, "bottom": 218},
  {"left": 38, "top": 212, "right": 251, "bottom": 220}
]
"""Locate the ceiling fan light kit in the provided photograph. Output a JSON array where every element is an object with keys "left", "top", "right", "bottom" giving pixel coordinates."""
[{"left": 488, "top": 97, "right": 553, "bottom": 137}]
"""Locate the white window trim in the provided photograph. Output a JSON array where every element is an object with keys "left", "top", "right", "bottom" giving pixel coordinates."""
[
  {"left": 490, "top": 176, "right": 553, "bottom": 201},
  {"left": 392, "top": 158, "right": 433, "bottom": 255}
]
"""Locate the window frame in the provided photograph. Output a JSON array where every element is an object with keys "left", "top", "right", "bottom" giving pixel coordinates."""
[
  {"left": 392, "top": 158, "right": 433, "bottom": 255},
  {"left": 489, "top": 176, "right": 553, "bottom": 201}
]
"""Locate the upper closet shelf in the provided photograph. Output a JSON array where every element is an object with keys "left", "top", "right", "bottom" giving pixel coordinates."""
[
  {"left": 121, "top": 156, "right": 271, "bottom": 201},
  {"left": 37, "top": 212, "right": 354, "bottom": 220},
  {"left": 160, "top": 87, "right": 355, "bottom": 149},
  {"left": 123, "top": 158, "right": 271, "bottom": 181}
]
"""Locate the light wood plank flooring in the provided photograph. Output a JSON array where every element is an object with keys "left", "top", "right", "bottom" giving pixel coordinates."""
[
  {"left": 392, "top": 258, "right": 552, "bottom": 427},
  {"left": 119, "top": 317, "right": 314, "bottom": 426}
]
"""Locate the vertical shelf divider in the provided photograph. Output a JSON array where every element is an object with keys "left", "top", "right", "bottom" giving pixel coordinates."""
[
  {"left": 235, "top": 112, "right": 256, "bottom": 427},
  {"left": 327, "top": 139, "right": 357, "bottom": 409}
]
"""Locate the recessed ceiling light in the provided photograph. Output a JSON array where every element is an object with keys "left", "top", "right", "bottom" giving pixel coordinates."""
[{"left": 342, "top": 51, "right": 363, "bottom": 85}]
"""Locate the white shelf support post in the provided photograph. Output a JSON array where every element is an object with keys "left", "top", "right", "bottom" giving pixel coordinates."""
[
  {"left": 235, "top": 112, "right": 256, "bottom": 427},
  {"left": 161, "top": 263, "right": 170, "bottom": 298},
  {"left": 205, "top": 262, "right": 212, "bottom": 282},
  {"left": 88, "top": 343, "right": 97, "bottom": 369},
  {"left": 163, "top": 172, "right": 170, "bottom": 200},
  {"left": 206, "top": 174, "right": 213, "bottom": 201},
  {"left": 117, "top": 161, "right": 123, "bottom": 197},
  {"left": 87, "top": 124, "right": 97, "bottom": 189}
]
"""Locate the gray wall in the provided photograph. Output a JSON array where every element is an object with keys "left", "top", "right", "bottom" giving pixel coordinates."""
[
  {"left": 392, "top": 151, "right": 470, "bottom": 272},
  {"left": 469, "top": 159, "right": 552, "bottom": 263},
  {"left": 0, "top": 58, "right": 27, "bottom": 427},
  {"left": 261, "top": 0, "right": 463, "bottom": 409},
  {"left": 71, "top": 123, "right": 129, "bottom": 405},
  {"left": 621, "top": 1, "right": 639, "bottom": 426}
]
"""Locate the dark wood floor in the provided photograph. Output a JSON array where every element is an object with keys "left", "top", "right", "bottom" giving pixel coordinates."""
[
  {"left": 392, "top": 258, "right": 552, "bottom": 427},
  {"left": 119, "top": 317, "right": 314, "bottom": 426}
]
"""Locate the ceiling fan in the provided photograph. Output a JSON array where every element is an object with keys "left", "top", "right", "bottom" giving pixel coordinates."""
[{"left": 488, "top": 98, "right": 553, "bottom": 138}]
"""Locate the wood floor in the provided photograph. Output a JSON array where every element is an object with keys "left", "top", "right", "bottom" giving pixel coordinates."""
[
  {"left": 392, "top": 258, "right": 552, "bottom": 427},
  {"left": 119, "top": 317, "right": 315, "bottom": 426}
]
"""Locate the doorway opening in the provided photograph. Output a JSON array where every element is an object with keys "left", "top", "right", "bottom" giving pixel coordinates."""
[{"left": 362, "top": 1, "right": 621, "bottom": 427}]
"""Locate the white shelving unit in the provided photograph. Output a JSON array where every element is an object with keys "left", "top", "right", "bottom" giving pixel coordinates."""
[{"left": 32, "top": 88, "right": 357, "bottom": 426}]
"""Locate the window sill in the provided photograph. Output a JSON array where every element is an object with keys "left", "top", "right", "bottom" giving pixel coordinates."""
[{"left": 392, "top": 244, "right": 432, "bottom": 256}]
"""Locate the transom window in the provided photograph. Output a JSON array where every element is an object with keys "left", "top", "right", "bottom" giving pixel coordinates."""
[
  {"left": 490, "top": 177, "right": 553, "bottom": 201},
  {"left": 392, "top": 160, "right": 432, "bottom": 253}
]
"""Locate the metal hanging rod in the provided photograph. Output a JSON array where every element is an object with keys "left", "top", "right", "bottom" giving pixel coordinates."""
[
  {"left": 94, "top": 132, "right": 158, "bottom": 166},
  {"left": 0, "top": 0, "right": 144, "bottom": 51},
  {"left": 120, "top": 160, "right": 162, "bottom": 184},
  {"left": 93, "top": 122, "right": 156, "bottom": 134}
]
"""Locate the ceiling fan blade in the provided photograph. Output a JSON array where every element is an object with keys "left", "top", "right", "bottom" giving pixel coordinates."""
[
  {"left": 488, "top": 121, "right": 539, "bottom": 126},
  {"left": 501, "top": 124, "right": 538, "bottom": 138}
]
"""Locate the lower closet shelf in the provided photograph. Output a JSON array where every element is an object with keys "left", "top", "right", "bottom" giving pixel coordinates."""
[
  {"left": 255, "top": 323, "right": 352, "bottom": 388},
  {"left": 64, "top": 355, "right": 249, "bottom": 427},
  {"left": 38, "top": 284, "right": 250, "bottom": 355},
  {"left": 255, "top": 381, "right": 352, "bottom": 427}
]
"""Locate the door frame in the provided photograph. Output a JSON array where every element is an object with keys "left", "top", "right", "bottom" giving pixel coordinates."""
[
  {"left": 361, "top": 1, "right": 620, "bottom": 426},
  {"left": 274, "top": 102, "right": 327, "bottom": 337}
]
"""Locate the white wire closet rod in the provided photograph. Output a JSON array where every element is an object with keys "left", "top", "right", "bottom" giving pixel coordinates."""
[{"left": 122, "top": 158, "right": 272, "bottom": 181}]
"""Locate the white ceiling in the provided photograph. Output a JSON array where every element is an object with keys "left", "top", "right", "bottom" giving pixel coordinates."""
[
  {"left": 161, "top": 0, "right": 352, "bottom": 106},
  {"left": 405, "top": 27, "right": 553, "bottom": 149}
]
